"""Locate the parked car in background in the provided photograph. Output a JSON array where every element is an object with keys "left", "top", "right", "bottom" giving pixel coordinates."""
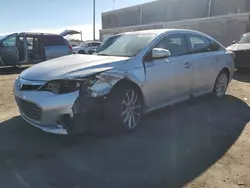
[
  {"left": 0, "top": 32, "right": 72, "bottom": 67},
  {"left": 72, "top": 41, "right": 102, "bottom": 54},
  {"left": 14, "top": 29, "right": 235, "bottom": 135},
  {"left": 227, "top": 32, "right": 250, "bottom": 70}
]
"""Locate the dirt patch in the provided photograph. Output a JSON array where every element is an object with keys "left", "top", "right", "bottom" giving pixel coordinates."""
[{"left": 0, "top": 69, "right": 249, "bottom": 188}]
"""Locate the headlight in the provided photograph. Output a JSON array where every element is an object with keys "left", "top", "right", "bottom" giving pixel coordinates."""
[{"left": 39, "top": 76, "right": 98, "bottom": 94}]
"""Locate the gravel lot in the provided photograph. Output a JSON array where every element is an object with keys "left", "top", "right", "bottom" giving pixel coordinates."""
[{"left": 0, "top": 67, "right": 250, "bottom": 188}]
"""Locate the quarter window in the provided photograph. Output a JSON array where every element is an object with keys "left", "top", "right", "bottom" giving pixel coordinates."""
[
  {"left": 154, "top": 34, "right": 188, "bottom": 57},
  {"left": 187, "top": 35, "right": 212, "bottom": 53},
  {"left": 41, "top": 36, "right": 66, "bottom": 46},
  {"left": 209, "top": 40, "right": 221, "bottom": 51}
]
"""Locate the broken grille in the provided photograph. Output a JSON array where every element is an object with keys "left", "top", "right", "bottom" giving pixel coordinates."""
[{"left": 16, "top": 97, "right": 42, "bottom": 121}]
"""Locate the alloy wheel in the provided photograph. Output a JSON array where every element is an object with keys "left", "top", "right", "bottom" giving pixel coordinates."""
[
  {"left": 215, "top": 72, "right": 228, "bottom": 97},
  {"left": 121, "top": 90, "right": 142, "bottom": 129}
]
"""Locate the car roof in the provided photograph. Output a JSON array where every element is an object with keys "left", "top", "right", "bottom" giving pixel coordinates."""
[
  {"left": 18, "top": 32, "right": 62, "bottom": 37},
  {"left": 122, "top": 29, "right": 207, "bottom": 36}
]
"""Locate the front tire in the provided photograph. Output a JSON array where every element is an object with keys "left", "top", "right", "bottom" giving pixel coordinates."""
[
  {"left": 106, "top": 85, "right": 143, "bottom": 131},
  {"left": 213, "top": 71, "right": 229, "bottom": 97}
]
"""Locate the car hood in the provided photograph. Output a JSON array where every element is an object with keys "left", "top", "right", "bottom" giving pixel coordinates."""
[
  {"left": 20, "top": 54, "right": 130, "bottom": 81},
  {"left": 227, "top": 43, "right": 250, "bottom": 51}
]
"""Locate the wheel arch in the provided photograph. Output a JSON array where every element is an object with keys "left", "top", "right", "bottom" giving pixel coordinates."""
[
  {"left": 111, "top": 78, "right": 145, "bottom": 105},
  {"left": 220, "top": 67, "right": 230, "bottom": 80}
]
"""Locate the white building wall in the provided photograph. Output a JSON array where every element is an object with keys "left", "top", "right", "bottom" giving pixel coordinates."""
[{"left": 100, "top": 13, "right": 250, "bottom": 47}]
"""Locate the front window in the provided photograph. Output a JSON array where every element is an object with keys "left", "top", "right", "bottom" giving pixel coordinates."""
[
  {"left": 97, "top": 33, "right": 156, "bottom": 57},
  {"left": 238, "top": 33, "right": 250, "bottom": 44},
  {"left": 154, "top": 34, "right": 188, "bottom": 57},
  {"left": 2, "top": 35, "right": 16, "bottom": 47}
]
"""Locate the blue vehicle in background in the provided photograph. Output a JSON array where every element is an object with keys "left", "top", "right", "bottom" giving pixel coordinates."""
[{"left": 0, "top": 32, "right": 72, "bottom": 67}]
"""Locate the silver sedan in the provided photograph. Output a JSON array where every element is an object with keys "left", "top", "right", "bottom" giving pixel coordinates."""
[{"left": 14, "top": 29, "right": 235, "bottom": 135}]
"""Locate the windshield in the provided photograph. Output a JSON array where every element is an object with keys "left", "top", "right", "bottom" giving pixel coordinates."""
[
  {"left": 97, "top": 33, "right": 156, "bottom": 57},
  {"left": 95, "top": 35, "right": 122, "bottom": 53},
  {"left": 238, "top": 33, "right": 250, "bottom": 44}
]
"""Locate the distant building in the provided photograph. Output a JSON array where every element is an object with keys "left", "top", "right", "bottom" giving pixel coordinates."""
[
  {"left": 100, "top": 0, "right": 250, "bottom": 46},
  {"left": 102, "top": 0, "right": 250, "bottom": 29}
]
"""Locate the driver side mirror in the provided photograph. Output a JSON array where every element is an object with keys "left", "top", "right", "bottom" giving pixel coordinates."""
[
  {"left": 232, "top": 40, "right": 237, "bottom": 44},
  {"left": 144, "top": 48, "right": 171, "bottom": 61},
  {"left": 152, "top": 48, "right": 171, "bottom": 59}
]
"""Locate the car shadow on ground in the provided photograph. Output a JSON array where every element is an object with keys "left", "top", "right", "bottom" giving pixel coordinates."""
[
  {"left": 0, "top": 95, "right": 249, "bottom": 188},
  {"left": 233, "top": 70, "right": 250, "bottom": 83},
  {"left": 0, "top": 66, "right": 30, "bottom": 75}
]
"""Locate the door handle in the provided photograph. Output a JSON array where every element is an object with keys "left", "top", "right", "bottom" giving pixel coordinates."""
[{"left": 184, "top": 62, "right": 191, "bottom": 69}]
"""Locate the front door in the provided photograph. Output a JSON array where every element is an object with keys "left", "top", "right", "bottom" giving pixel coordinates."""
[
  {"left": 0, "top": 34, "right": 19, "bottom": 65},
  {"left": 143, "top": 34, "right": 193, "bottom": 109}
]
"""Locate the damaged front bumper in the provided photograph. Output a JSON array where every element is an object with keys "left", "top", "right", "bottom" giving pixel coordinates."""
[
  {"left": 14, "top": 85, "right": 104, "bottom": 135},
  {"left": 14, "top": 70, "right": 131, "bottom": 135}
]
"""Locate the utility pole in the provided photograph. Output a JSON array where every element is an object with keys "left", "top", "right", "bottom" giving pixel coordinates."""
[
  {"left": 207, "top": 0, "right": 212, "bottom": 17},
  {"left": 93, "top": 0, "right": 96, "bottom": 41}
]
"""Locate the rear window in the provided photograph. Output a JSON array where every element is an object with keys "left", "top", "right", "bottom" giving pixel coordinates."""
[
  {"left": 41, "top": 36, "right": 67, "bottom": 46},
  {"left": 209, "top": 39, "right": 221, "bottom": 51}
]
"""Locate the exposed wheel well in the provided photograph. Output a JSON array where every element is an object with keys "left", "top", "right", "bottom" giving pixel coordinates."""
[
  {"left": 220, "top": 67, "right": 230, "bottom": 80},
  {"left": 112, "top": 79, "right": 145, "bottom": 105}
]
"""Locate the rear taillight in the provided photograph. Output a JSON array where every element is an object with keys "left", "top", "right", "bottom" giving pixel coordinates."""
[{"left": 68, "top": 44, "right": 73, "bottom": 52}]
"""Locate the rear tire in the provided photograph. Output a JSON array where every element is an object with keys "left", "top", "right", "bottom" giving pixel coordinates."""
[
  {"left": 213, "top": 71, "right": 229, "bottom": 97},
  {"left": 78, "top": 50, "right": 85, "bottom": 54},
  {"left": 105, "top": 85, "right": 143, "bottom": 131}
]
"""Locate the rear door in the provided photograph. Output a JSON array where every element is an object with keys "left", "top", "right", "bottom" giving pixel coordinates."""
[
  {"left": 0, "top": 34, "right": 19, "bottom": 65},
  {"left": 42, "top": 35, "right": 72, "bottom": 60},
  {"left": 185, "top": 34, "right": 218, "bottom": 96}
]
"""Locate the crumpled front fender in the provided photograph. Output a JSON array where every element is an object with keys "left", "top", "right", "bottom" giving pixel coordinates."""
[{"left": 89, "top": 69, "right": 142, "bottom": 97}]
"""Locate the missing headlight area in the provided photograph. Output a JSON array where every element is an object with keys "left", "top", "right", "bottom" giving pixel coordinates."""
[
  {"left": 60, "top": 82, "right": 107, "bottom": 134},
  {"left": 39, "top": 80, "right": 80, "bottom": 94},
  {"left": 53, "top": 73, "right": 129, "bottom": 134}
]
